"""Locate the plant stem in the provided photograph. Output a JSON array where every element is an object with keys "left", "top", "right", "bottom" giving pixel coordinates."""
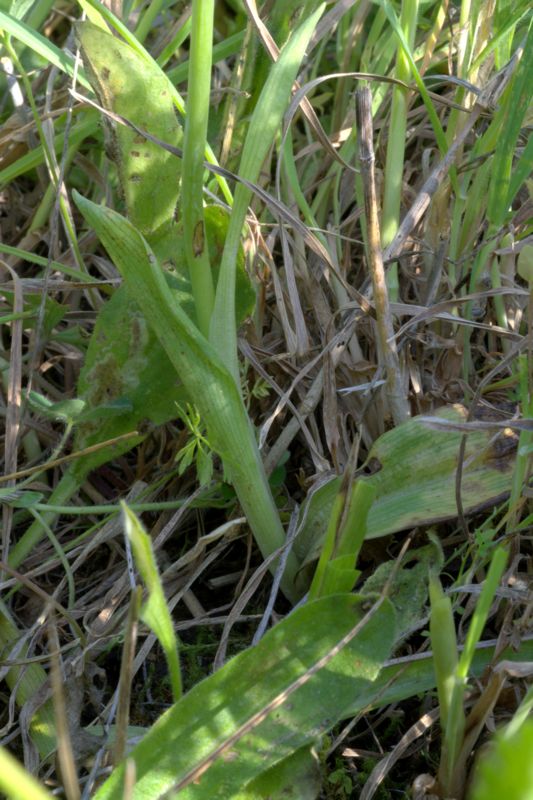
[{"left": 356, "top": 86, "right": 410, "bottom": 425}]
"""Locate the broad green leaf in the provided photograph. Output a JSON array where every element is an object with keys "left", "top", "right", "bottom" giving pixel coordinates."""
[
  {"left": 122, "top": 504, "right": 182, "bottom": 700},
  {"left": 361, "top": 542, "right": 442, "bottom": 642},
  {"left": 71, "top": 279, "right": 189, "bottom": 478},
  {"left": 73, "top": 192, "right": 300, "bottom": 598},
  {"left": 295, "top": 405, "right": 516, "bottom": 575},
  {"left": 76, "top": 20, "right": 182, "bottom": 236},
  {"left": 235, "top": 746, "right": 321, "bottom": 800},
  {"left": 348, "top": 638, "right": 533, "bottom": 720},
  {"left": 94, "top": 594, "right": 396, "bottom": 800}
]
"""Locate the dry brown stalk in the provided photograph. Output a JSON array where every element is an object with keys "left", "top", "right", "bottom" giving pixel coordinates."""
[{"left": 355, "top": 86, "right": 410, "bottom": 425}]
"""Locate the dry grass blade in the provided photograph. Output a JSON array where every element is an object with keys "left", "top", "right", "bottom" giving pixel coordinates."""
[
  {"left": 1, "top": 262, "right": 23, "bottom": 567},
  {"left": 355, "top": 86, "right": 409, "bottom": 425},
  {"left": 48, "top": 614, "right": 81, "bottom": 800},
  {"left": 383, "top": 48, "right": 523, "bottom": 263},
  {"left": 360, "top": 708, "right": 440, "bottom": 800},
  {"left": 113, "top": 587, "right": 141, "bottom": 766}
]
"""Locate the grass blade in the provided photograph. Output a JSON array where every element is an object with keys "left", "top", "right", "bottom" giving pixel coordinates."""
[
  {"left": 209, "top": 4, "right": 325, "bottom": 381},
  {"left": 122, "top": 503, "right": 182, "bottom": 701}
]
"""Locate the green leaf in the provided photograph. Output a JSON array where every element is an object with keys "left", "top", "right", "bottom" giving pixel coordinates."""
[
  {"left": 469, "top": 720, "right": 533, "bottom": 800},
  {"left": 76, "top": 20, "right": 182, "bottom": 236},
  {"left": 122, "top": 503, "right": 182, "bottom": 701},
  {"left": 27, "top": 392, "right": 86, "bottom": 423},
  {"left": 309, "top": 480, "right": 376, "bottom": 600},
  {"left": 73, "top": 192, "right": 300, "bottom": 598},
  {"left": 362, "top": 542, "right": 442, "bottom": 643},
  {"left": 1, "top": 490, "right": 44, "bottom": 509},
  {"left": 94, "top": 594, "right": 396, "bottom": 800},
  {"left": 295, "top": 405, "right": 516, "bottom": 576},
  {"left": 71, "top": 280, "right": 189, "bottom": 478},
  {"left": 235, "top": 746, "right": 321, "bottom": 800},
  {"left": 0, "top": 746, "right": 54, "bottom": 800},
  {"left": 149, "top": 205, "right": 256, "bottom": 328}
]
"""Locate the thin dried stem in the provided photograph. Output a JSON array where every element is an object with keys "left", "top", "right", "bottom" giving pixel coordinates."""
[{"left": 355, "top": 86, "right": 410, "bottom": 425}]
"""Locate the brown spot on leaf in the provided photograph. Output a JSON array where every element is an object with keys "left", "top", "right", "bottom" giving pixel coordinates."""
[
  {"left": 193, "top": 221, "right": 205, "bottom": 257},
  {"left": 487, "top": 429, "right": 518, "bottom": 472},
  {"left": 129, "top": 174, "right": 142, "bottom": 183},
  {"left": 101, "top": 67, "right": 110, "bottom": 80},
  {"left": 130, "top": 150, "right": 141, "bottom": 157}
]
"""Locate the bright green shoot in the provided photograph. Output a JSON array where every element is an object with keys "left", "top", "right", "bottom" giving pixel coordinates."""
[
  {"left": 122, "top": 503, "right": 182, "bottom": 701},
  {"left": 430, "top": 545, "right": 508, "bottom": 797},
  {"left": 309, "top": 479, "right": 376, "bottom": 600}
]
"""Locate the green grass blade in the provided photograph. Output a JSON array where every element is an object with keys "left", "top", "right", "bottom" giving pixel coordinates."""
[
  {"left": 379, "top": 0, "right": 450, "bottom": 163},
  {"left": 381, "top": 0, "right": 419, "bottom": 299},
  {"left": 209, "top": 4, "right": 325, "bottom": 381},
  {"left": 487, "top": 17, "right": 533, "bottom": 227},
  {"left": 0, "top": 10, "right": 90, "bottom": 89},
  {"left": 0, "top": 747, "right": 54, "bottom": 800},
  {"left": 181, "top": 0, "right": 215, "bottom": 337},
  {"left": 457, "top": 546, "right": 508, "bottom": 679},
  {"left": 122, "top": 503, "right": 182, "bottom": 701}
]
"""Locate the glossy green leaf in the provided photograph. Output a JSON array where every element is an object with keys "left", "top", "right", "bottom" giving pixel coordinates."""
[{"left": 94, "top": 594, "right": 396, "bottom": 800}]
